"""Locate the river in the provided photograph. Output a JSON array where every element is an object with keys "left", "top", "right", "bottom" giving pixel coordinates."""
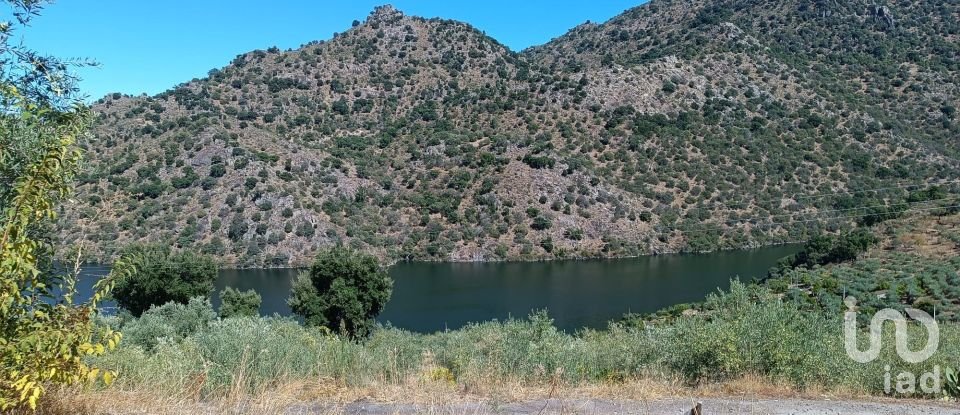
[{"left": 75, "top": 244, "right": 798, "bottom": 332}]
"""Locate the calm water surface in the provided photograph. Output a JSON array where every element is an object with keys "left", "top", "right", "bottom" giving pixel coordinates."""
[{"left": 78, "top": 245, "right": 799, "bottom": 333}]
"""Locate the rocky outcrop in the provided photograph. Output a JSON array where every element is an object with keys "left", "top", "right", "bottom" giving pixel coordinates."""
[{"left": 872, "top": 4, "right": 895, "bottom": 29}]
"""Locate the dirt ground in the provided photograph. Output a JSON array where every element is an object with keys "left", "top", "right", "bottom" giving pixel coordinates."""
[{"left": 290, "top": 397, "right": 960, "bottom": 414}]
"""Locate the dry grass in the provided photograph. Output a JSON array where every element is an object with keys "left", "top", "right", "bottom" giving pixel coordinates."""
[
  {"left": 883, "top": 214, "right": 960, "bottom": 259},
  {"left": 37, "top": 373, "right": 880, "bottom": 415},
  {"left": 691, "top": 374, "right": 867, "bottom": 401}
]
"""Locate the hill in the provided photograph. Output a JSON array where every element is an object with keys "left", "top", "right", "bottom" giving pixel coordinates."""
[
  {"left": 766, "top": 211, "right": 960, "bottom": 320},
  {"left": 59, "top": 1, "right": 960, "bottom": 266}
]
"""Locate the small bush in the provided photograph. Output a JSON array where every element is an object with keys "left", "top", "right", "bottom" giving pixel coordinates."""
[
  {"left": 121, "top": 297, "right": 218, "bottom": 351},
  {"left": 531, "top": 215, "right": 553, "bottom": 230},
  {"left": 209, "top": 163, "right": 227, "bottom": 178},
  {"left": 662, "top": 80, "right": 677, "bottom": 94},
  {"left": 295, "top": 221, "right": 316, "bottom": 237},
  {"left": 522, "top": 154, "right": 556, "bottom": 169},
  {"left": 219, "top": 287, "right": 262, "bottom": 318}
]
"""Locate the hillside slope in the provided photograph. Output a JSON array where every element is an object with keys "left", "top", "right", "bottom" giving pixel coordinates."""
[
  {"left": 60, "top": 1, "right": 960, "bottom": 266},
  {"left": 767, "top": 211, "right": 960, "bottom": 320}
]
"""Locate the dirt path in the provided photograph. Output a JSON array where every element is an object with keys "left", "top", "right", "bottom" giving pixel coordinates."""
[{"left": 290, "top": 397, "right": 960, "bottom": 414}]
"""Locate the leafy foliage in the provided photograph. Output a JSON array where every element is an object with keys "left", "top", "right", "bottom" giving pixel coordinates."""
[
  {"left": 947, "top": 367, "right": 960, "bottom": 398},
  {"left": 288, "top": 246, "right": 392, "bottom": 337},
  {"left": 767, "top": 228, "right": 878, "bottom": 278},
  {"left": 119, "top": 297, "right": 218, "bottom": 351},
  {"left": 95, "top": 280, "right": 960, "bottom": 399},
  {"left": 219, "top": 287, "right": 261, "bottom": 318},
  {"left": 0, "top": 90, "right": 129, "bottom": 410},
  {"left": 0, "top": 2, "right": 127, "bottom": 408},
  {"left": 113, "top": 244, "right": 218, "bottom": 316}
]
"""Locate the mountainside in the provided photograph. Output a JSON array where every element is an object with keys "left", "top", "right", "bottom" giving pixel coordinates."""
[
  {"left": 770, "top": 212, "right": 960, "bottom": 320},
  {"left": 59, "top": 1, "right": 960, "bottom": 267}
]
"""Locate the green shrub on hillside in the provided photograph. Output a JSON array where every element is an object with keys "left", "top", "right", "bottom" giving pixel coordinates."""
[
  {"left": 768, "top": 229, "right": 878, "bottom": 278},
  {"left": 531, "top": 215, "right": 553, "bottom": 230}
]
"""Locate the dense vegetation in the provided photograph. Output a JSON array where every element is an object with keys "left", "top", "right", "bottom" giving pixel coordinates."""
[
  {"left": 105, "top": 245, "right": 392, "bottom": 337},
  {"left": 218, "top": 287, "right": 261, "bottom": 318},
  {"left": 58, "top": 0, "right": 960, "bottom": 266},
  {"left": 112, "top": 244, "right": 218, "bottom": 316},
  {"left": 766, "top": 228, "right": 879, "bottom": 278},
  {"left": 288, "top": 246, "right": 393, "bottom": 337},
  {"left": 94, "top": 281, "right": 960, "bottom": 403},
  {"left": 763, "top": 212, "right": 960, "bottom": 320}
]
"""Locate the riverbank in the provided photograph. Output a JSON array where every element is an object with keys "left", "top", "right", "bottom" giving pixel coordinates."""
[
  {"left": 43, "top": 290, "right": 960, "bottom": 414},
  {"left": 64, "top": 236, "right": 805, "bottom": 270}
]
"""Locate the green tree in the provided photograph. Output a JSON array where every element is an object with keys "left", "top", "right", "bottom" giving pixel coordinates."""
[
  {"left": 288, "top": 246, "right": 392, "bottom": 337},
  {"left": 531, "top": 215, "right": 553, "bottom": 230},
  {"left": 219, "top": 286, "right": 261, "bottom": 318},
  {"left": 792, "top": 229, "right": 878, "bottom": 269},
  {"left": 113, "top": 244, "right": 218, "bottom": 316},
  {"left": 209, "top": 163, "right": 227, "bottom": 178},
  {"left": 228, "top": 214, "right": 248, "bottom": 241},
  {"left": 661, "top": 80, "right": 677, "bottom": 93},
  {"left": 0, "top": 1, "right": 128, "bottom": 409}
]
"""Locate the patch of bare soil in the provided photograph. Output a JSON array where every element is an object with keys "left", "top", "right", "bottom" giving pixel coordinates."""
[
  {"left": 292, "top": 397, "right": 960, "bottom": 415},
  {"left": 882, "top": 213, "right": 960, "bottom": 259}
]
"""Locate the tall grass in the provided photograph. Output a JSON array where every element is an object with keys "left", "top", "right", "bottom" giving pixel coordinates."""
[{"left": 91, "top": 282, "right": 960, "bottom": 401}]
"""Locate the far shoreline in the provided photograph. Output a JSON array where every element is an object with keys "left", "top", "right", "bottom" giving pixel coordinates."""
[{"left": 69, "top": 239, "right": 804, "bottom": 271}]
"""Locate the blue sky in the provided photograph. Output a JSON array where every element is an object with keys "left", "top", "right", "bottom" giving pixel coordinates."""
[{"left": 19, "top": 1, "right": 645, "bottom": 100}]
